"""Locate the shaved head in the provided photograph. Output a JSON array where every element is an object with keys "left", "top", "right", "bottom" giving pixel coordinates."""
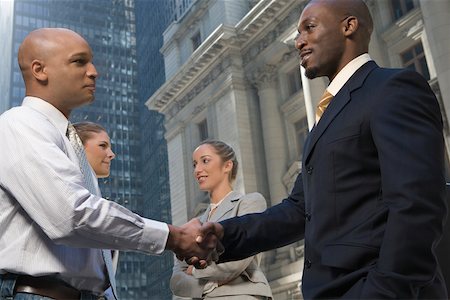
[
  {"left": 296, "top": 0, "right": 374, "bottom": 79},
  {"left": 307, "top": 0, "right": 373, "bottom": 45},
  {"left": 17, "top": 28, "right": 97, "bottom": 118},
  {"left": 18, "top": 28, "right": 87, "bottom": 82}
]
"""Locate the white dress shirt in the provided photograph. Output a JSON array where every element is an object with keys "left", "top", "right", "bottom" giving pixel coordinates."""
[
  {"left": 327, "top": 53, "right": 372, "bottom": 96},
  {"left": 0, "top": 97, "right": 169, "bottom": 295}
]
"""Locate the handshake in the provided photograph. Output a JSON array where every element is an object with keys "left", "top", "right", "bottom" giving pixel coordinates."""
[{"left": 166, "top": 218, "right": 224, "bottom": 268}]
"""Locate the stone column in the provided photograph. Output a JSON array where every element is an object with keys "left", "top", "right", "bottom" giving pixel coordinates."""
[
  {"left": 420, "top": 0, "right": 450, "bottom": 123},
  {"left": 165, "top": 128, "right": 189, "bottom": 226},
  {"left": 420, "top": 2, "right": 450, "bottom": 294},
  {"left": 253, "top": 65, "right": 288, "bottom": 205}
]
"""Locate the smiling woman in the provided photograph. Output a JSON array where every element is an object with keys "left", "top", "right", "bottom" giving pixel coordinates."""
[
  {"left": 72, "top": 121, "right": 115, "bottom": 178},
  {"left": 72, "top": 121, "right": 119, "bottom": 275},
  {"left": 170, "top": 139, "right": 273, "bottom": 299}
]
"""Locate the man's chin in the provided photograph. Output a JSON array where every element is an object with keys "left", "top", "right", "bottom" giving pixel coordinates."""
[
  {"left": 304, "top": 67, "right": 318, "bottom": 79},
  {"left": 82, "top": 97, "right": 95, "bottom": 106}
]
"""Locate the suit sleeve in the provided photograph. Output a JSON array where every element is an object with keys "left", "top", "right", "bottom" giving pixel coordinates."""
[
  {"left": 219, "top": 175, "right": 306, "bottom": 262},
  {"left": 170, "top": 255, "right": 206, "bottom": 298},
  {"left": 193, "top": 194, "right": 266, "bottom": 281},
  {"left": 361, "top": 70, "right": 447, "bottom": 297}
]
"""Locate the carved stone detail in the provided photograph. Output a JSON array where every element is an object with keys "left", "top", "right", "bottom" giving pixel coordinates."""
[
  {"left": 242, "top": 4, "right": 301, "bottom": 66},
  {"left": 251, "top": 64, "right": 278, "bottom": 90},
  {"left": 165, "top": 58, "right": 232, "bottom": 119}
]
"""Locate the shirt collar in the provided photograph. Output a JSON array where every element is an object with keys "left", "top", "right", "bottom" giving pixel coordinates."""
[
  {"left": 22, "top": 96, "right": 69, "bottom": 136},
  {"left": 327, "top": 53, "right": 372, "bottom": 96}
]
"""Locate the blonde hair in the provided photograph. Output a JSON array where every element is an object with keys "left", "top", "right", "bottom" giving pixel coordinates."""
[{"left": 72, "top": 121, "right": 107, "bottom": 145}]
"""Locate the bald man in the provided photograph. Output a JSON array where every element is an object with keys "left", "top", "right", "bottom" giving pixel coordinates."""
[
  {"left": 197, "top": 0, "right": 448, "bottom": 298},
  {"left": 0, "top": 28, "right": 213, "bottom": 299}
]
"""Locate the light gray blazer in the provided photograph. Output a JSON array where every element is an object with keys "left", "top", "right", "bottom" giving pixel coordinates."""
[{"left": 170, "top": 191, "right": 273, "bottom": 299}]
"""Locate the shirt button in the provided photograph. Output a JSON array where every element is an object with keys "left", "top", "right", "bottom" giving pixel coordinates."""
[
  {"left": 305, "top": 213, "right": 311, "bottom": 221},
  {"left": 307, "top": 166, "right": 313, "bottom": 174},
  {"left": 305, "top": 259, "right": 312, "bottom": 269}
]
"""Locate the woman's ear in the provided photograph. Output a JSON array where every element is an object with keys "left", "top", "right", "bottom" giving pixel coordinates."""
[{"left": 224, "top": 160, "right": 233, "bottom": 173}]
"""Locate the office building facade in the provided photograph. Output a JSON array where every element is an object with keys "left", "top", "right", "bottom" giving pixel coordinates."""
[
  {"left": 0, "top": 0, "right": 14, "bottom": 114},
  {"left": 134, "top": 0, "right": 180, "bottom": 298},
  {"left": 147, "top": 0, "right": 450, "bottom": 299},
  {"left": 4, "top": 0, "right": 173, "bottom": 298}
]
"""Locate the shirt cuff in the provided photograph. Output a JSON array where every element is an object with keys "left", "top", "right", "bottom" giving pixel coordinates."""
[{"left": 139, "top": 219, "right": 169, "bottom": 254}]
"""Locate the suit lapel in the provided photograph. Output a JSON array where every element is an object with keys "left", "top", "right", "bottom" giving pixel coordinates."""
[
  {"left": 199, "top": 210, "right": 209, "bottom": 223},
  {"left": 303, "top": 61, "right": 378, "bottom": 164},
  {"left": 209, "top": 191, "right": 241, "bottom": 222}
]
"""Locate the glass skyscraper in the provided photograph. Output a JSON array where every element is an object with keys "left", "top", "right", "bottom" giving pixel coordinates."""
[
  {"left": 0, "top": 0, "right": 14, "bottom": 114},
  {"left": 5, "top": 0, "right": 171, "bottom": 298},
  {"left": 134, "top": 0, "right": 175, "bottom": 298}
]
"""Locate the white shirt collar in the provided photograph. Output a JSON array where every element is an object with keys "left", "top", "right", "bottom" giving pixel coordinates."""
[
  {"left": 327, "top": 53, "right": 372, "bottom": 96},
  {"left": 22, "top": 96, "right": 69, "bottom": 136}
]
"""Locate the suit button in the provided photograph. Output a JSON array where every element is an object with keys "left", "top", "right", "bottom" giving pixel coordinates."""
[
  {"left": 305, "top": 213, "right": 311, "bottom": 221},
  {"left": 305, "top": 259, "right": 312, "bottom": 269},
  {"left": 307, "top": 166, "right": 313, "bottom": 174}
]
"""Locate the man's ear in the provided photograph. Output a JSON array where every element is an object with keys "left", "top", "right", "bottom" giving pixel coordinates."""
[
  {"left": 31, "top": 59, "right": 48, "bottom": 82},
  {"left": 342, "top": 16, "right": 359, "bottom": 37}
]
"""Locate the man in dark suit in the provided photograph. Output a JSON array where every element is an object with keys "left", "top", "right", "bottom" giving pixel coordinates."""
[{"left": 194, "top": 0, "right": 448, "bottom": 298}]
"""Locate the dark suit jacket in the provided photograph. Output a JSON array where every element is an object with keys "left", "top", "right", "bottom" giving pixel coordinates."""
[
  {"left": 220, "top": 61, "right": 448, "bottom": 299},
  {"left": 436, "top": 183, "right": 450, "bottom": 293}
]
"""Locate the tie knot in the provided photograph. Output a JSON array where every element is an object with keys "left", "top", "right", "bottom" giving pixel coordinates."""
[
  {"left": 315, "top": 90, "right": 333, "bottom": 123},
  {"left": 66, "top": 122, "right": 75, "bottom": 137},
  {"left": 67, "top": 123, "right": 83, "bottom": 146}
]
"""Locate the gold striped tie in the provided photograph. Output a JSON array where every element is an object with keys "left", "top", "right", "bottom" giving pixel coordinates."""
[{"left": 315, "top": 90, "right": 333, "bottom": 123}]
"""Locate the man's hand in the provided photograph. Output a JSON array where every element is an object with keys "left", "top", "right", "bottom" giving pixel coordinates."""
[
  {"left": 166, "top": 218, "right": 218, "bottom": 268},
  {"left": 185, "top": 265, "right": 194, "bottom": 275},
  {"left": 185, "top": 221, "right": 225, "bottom": 268}
]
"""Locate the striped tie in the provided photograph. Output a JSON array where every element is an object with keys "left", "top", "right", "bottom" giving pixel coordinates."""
[
  {"left": 315, "top": 90, "right": 333, "bottom": 123},
  {"left": 66, "top": 122, "right": 118, "bottom": 299}
]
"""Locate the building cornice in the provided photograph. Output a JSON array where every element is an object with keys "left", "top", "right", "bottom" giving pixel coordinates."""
[
  {"left": 237, "top": 0, "right": 302, "bottom": 66},
  {"left": 381, "top": 8, "right": 423, "bottom": 44},
  {"left": 147, "top": 24, "right": 236, "bottom": 112},
  {"left": 146, "top": 0, "right": 300, "bottom": 115},
  {"left": 161, "top": 0, "right": 212, "bottom": 55}
]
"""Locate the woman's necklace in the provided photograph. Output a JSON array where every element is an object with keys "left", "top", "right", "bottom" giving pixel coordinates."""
[{"left": 208, "top": 190, "right": 233, "bottom": 220}]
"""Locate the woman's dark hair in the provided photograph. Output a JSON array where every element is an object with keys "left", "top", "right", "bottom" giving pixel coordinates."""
[
  {"left": 199, "top": 139, "right": 238, "bottom": 182},
  {"left": 72, "top": 121, "right": 107, "bottom": 145}
]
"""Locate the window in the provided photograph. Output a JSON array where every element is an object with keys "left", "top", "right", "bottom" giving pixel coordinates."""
[
  {"left": 295, "top": 117, "right": 309, "bottom": 157},
  {"left": 391, "top": 0, "right": 415, "bottom": 21},
  {"left": 191, "top": 31, "right": 201, "bottom": 51},
  {"left": 198, "top": 119, "right": 208, "bottom": 142},
  {"left": 401, "top": 43, "right": 430, "bottom": 80},
  {"left": 287, "top": 67, "right": 302, "bottom": 97}
]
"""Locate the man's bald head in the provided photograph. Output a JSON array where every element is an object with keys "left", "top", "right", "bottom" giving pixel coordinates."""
[
  {"left": 17, "top": 28, "right": 97, "bottom": 118},
  {"left": 296, "top": 0, "right": 374, "bottom": 80},
  {"left": 307, "top": 0, "right": 373, "bottom": 47},
  {"left": 18, "top": 28, "right": 87, "bottom": 81}
]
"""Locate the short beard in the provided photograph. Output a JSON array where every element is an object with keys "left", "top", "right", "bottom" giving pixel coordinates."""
[{"left": 305, "top": 66, "right": 318, "bottom": 79}]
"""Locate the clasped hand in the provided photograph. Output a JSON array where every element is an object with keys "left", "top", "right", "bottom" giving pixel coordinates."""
[{"left": 167, "top": 219, "right": 224, "bottom": 269}]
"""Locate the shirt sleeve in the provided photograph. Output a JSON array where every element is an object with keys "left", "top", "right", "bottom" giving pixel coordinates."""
[{"left": 0, "top": 111, "right": 168, "bottom": 254}]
